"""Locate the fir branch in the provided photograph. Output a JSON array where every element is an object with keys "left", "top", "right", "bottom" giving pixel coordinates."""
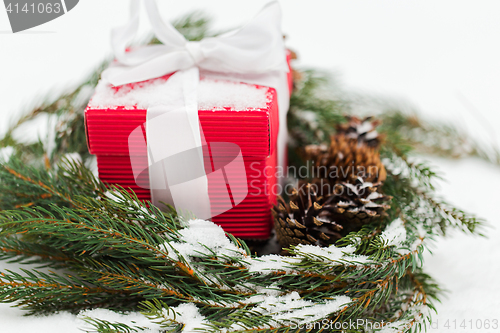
[
  {"left": 82, "top": 318, "right": 147, "bottom": 333},
  {"left": 0, "top": 159, "right": 427, "bottom": 330},
  {"left": 0, "top": 158, "right": 441, "bottom": 330},
  {"left": 372, "top": 270, "right": 440, "bottom": 333},
  {"left": 0, "top": 268, "right": 143, "bottom": 314},
  {"left": 379, "top": 110, "right": 500, "bottom": 165},
  {"left": 0, "top": 157, "right": 106, "bottom": 211},
  {"left": 0, "top": 237, "right": 73, "bottom": 268},
  {"left": 382, "top": 153, "right": 486, "bottom": 237}
]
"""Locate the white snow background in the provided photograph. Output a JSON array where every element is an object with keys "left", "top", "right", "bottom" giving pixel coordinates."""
[{"left": 1, "top": 0, "right": 499, "bottom": 332}]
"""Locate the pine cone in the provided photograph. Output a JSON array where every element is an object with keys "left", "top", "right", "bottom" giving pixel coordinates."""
[
  {"left": 304, "top": 134, "right": 387, "bottom": 184},
  {"left": 313, "top": 177, "right": 391, "bottom": 234},
  {"left": 278, "top": 116, "right": 391, "bottom": 249},
  {"left": 273, "top": 179, "right": 391, "bottom": 249},
  {"left": 273, "top": 183, "right": 343, "bottom": 248},
  {"left": 335, "top": 116, "right": 384, "bottom": 148}
]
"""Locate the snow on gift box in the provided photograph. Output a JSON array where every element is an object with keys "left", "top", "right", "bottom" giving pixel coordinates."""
[{"left": 85, "top": 1, "right": 293, "bottom": 239}]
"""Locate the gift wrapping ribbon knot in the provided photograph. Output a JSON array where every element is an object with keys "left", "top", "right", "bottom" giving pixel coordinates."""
[{"left": 102, "top": 0, "right": 290, "bottom": 219}]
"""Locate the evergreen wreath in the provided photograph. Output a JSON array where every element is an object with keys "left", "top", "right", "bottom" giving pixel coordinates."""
[{"left": 0, "top": 13, "right": 490, "bottom": 333}]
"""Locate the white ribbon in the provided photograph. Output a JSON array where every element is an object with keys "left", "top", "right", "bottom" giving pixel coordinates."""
[{"left": 103, "top": 0, "right": 290, "bottom": 218}]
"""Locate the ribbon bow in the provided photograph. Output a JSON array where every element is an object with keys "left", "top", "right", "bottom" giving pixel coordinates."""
[
  {"left": 101, "top": 0, "right": 289, "bottom": 219},
  {"left": 103, "top": 0, "right": 288, "bottom": 86}
]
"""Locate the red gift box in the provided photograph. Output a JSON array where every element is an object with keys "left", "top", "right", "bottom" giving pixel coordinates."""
[{"left": 85, "top": 53, "right": 293, "bottom": 239}]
